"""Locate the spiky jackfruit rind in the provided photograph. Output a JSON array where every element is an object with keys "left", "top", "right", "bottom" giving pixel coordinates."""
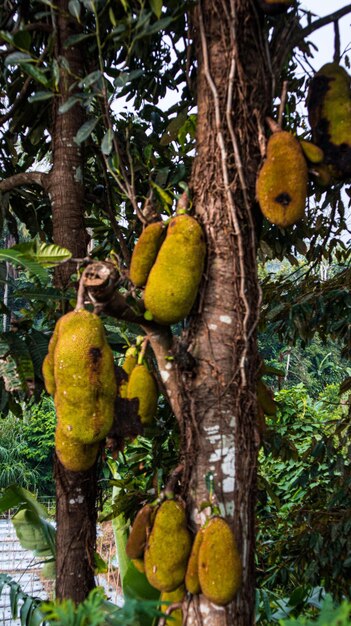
[
  {"left": 198, "top": 517, "right": 242, "bottom": 606},
  {"left": 55, "top": 425, "right": 99, "bottom": 472},
  {"left": 127, "top": 364, "right": 158, "bottom": 426},
  {"left": 299, "top": 140, "right": 324, "bottom": 164},
  {"left": 130, "top": 222, "right": 165, "bottom": 287},
  {"left": 126, "top": 504, "right": 154, "bottom": 559},
  {"left": 256, "top": 131, "right": 308, "bottom": 227},
  {"left": 52, "top": 309, "right": 117, "bottom": 444},
  {"left": 144, "top": 214, "right": 206, "bottom": 325},
  {"left": 160, "top": 584, "right": 185, "bottom": 626},
  {"left": 42, "top": 319, "right": 62, "bottom": 396},
  {"left": 307, "top": 63, "right": 351, "bottom": 178},
  {"left": 185, "top": 528, "right": 204, "bottom": 595},
  {"left": 144, "top": 499, "right": 192, "bottom": 592}
]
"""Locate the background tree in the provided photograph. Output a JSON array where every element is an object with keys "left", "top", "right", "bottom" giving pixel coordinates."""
[{"left": 0, "top": 1, "right": 350, "bottom": 625}]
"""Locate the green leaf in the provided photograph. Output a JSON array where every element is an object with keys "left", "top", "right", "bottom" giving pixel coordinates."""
[
  {"left": 101, "top": 129, "right": 114, "bottom": 155},
  {"left": 123, "top": 561, "right": 160, "bottom": 602},
  {"left": 0, "top": 249, "right": 47, "bottom": 281},
  {"left": 21, "top": 63, "right": 51, "bottom": 88},
  {"left": 58, "top": 96, "right": 82, "bottom": 114},
  {"left": 74, "top": 118, "right": 98, "bottom": 144},
  {"left": 12, "top": 509, "right": 56, "bottom": 558},
  {"left": 78, "top": 70, "right": 102, "bottom": 88},
  {"left": 28, "top": 91, "right": 55, "bottom": 103},
  {"left": 33, "top": 242, "right": 72, "bottom": 268},
  {"left": 5, "top": 52, "right": 34, "bottom": 66},
  {"left": 0, "top": 485, "right": 48, "bottom": 517},
  {"left": 149, "top": 0, "right": 162, "bottom": 19},
  {"left": 68, "top": 0, "right": 81, "bottom": 20}
]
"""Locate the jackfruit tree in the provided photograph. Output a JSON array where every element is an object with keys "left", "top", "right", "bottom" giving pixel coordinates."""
[{"left": 0, "top": 2, "right": 350, "bottom": 625}]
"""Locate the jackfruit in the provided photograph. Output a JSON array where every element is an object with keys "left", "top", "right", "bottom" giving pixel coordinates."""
[
  {"left": 160, "top": 584, "right": 185, "bottom": 626},
  {"left": 42, "top": 320, "right": 61, "bottom": 396},
  {"left": 144, "top": 499, "right": 192, "bottom": 592},
  {"left": 55, "top": 425, "right": 99, "bottom": 472},
  {"left": 198, "top": 517, "right": 242, "bottom": 606},
  {"left": 144, "top": 214, "right": 206, "bottom": 325},
  {"left": 127, "top": 364, "right": 158, "bottom": 426},
  {"left": 130, "top": 222, "right": 165, "bottom": 287},
  {"left": 126, "top": 503, "right": 154, "bottom": 559},
  {"left": 299, "top": 139, "right": 324, "bottom": 164},
  {"left": 185, "top": 528, "right": 204, "bottom": 594},
  {"left": 119, "top": 347, "right": 138, "bottom": 398},
  {"left": 307, "top": 63, "right": 351, "bottom": 178},
  {"left": 256, "top": 131, "right": 308, "bottom": 227},
  {"left": 257, "top": 0, "right": 294, "bottom": 14},
  {"left": 43, "top": 309, "right": 117, "bottom": 445}
]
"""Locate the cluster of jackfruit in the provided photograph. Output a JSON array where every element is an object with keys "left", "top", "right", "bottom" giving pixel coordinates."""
[
  {"left": 42, "top": 309, "right": 117, "bottom": 472},
  {"left": 126, "top": 500, "right": 242, "bottom": 611},
  {"left": 256, "top": 130, "right": 308, "bottom": 227},
  {"left": 307, "top": 62, "right": 351, "bottom": 181},
  {"left": 129, "top": 214, "right": 206, "bottom": 325}
]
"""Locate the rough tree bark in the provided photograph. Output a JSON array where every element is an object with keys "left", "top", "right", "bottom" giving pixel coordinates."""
[
  {"left": 47, "top": 0, "right": 96, "bottom": 603},
  {"left": 157, "top": 2, "right": 271, "bottom": 624}
]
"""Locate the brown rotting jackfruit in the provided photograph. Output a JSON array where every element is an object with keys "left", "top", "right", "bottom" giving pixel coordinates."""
[
  {"left": 256, "top": 131, "right": 308, "bottom": 227},
  {"left": 307, "top": 63, "right": 351, "bottom": 178},
  {"left": 126, "top": 504, "right": 154, "bottom": 559}
]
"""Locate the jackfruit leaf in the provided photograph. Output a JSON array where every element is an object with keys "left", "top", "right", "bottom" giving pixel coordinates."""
[
  {"left": 123, "top": 561, "right": 160, "bottom": 602},
  {"left": 59, "top": 95, "right": 81, "bottom": 113},
  {"left": 21, "top": 63, "right": 51, "bottom": 88},
  {"left": 5, "top": 52, "right": 34, "bottom": 66},
  {"left": 101, "top": 128, "right": 114, "bottom": 155},
  {"left": 160, "top": 109, "right": 188, "bottom": 146},
  {"left": 68, "top": 0, "right": 81, "bottom": 20},
  {"left": 74, "top": 117, "right": 98, "bottom": 144},
  {"left": 149, "top": 0, "right": 163, "bottom": 19},
  {"left": 28, "top": 91, "right": 54, "bottom": 103},
  {"left": 12, "top": 509, "right": 56, "bottom": 558},
  {"left": 0, "top": 485, "right": 48, "bottom": 518},
  {"left": 150, "top": 182, "right": 173, "bottom": 206}
]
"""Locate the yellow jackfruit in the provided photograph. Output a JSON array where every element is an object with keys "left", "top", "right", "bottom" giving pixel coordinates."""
[
  {"left": 144, "top": 214, "right": 206, "bottom": 325},
  {"left": 126, "top": 503, "right": 154, "bottom": 559},
  {"left": 119, "top": 347, "right": 138, "bottom": 398},
  {"left": 43, "top": 309, "right": 117, "bottom": 445},
  {"left": 144, "top": 499, "right": 192, "bottom": 592},
  {"left": 299, "top": 140, "right": 324, "bottom": 164},
  {"left": 256, "top": 131, "right": 308, "bottom": 227},
  {"left": 185, "top": 528, "right": 204, "bottom": 595},
  {"left": 55, "top": 425, "right": 99, "bottom": 472},
  {"left": 160, "top": 584, "right": 185, "bottom": 626},
  {"left": 198, "top": 517, "right": 242, "bottom": 606},
  {"left": 127, "top": 364, "right": 158, "bottom": 426},
  {"left": 130, "top": 222, "right": 165, "bottom": 287},
  {"left": 307, "top": 63, "right": 351, "bottom": 178}
]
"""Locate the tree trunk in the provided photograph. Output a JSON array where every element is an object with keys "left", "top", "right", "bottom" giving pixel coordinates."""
[
  {"left": 47, "top": 0, "right": 96, "bottom": 602},
  {"left": 170, "top": 2, "right": 270, "bottom": 624}
]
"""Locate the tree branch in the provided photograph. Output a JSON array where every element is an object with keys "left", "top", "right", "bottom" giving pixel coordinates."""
[
  {"left": 0, "top": 75, "right": 32, "bottom": 127},
  {"left": 0, "top": 172, "right": 49, "bottom": 193},
  {"left": 295, "top": 5, "right": 351, "bottom": 47}
]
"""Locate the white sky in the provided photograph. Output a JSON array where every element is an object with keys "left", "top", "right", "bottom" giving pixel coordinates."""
[{"left": 299, "top": 1, "right": 351, "bottom": 69}]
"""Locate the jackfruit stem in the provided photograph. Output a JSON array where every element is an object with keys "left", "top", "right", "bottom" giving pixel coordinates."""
[
  {"left": 138, "top": 337, "right": 149, "bottom": 365},
  {"left": 175, "top": 190, "right": 189, "bottom": 215},
  {"left": 266, "top": 117, "right": 282, "bottom": 134}
]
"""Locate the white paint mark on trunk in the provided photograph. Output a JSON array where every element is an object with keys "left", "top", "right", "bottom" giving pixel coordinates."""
[
  {"left": 208, "top": 323, "right": 217, "bottom": 330},
  {"left": 219, "top": 315, "right": 232, "bottom": 324},
  {"left": 160, "top": 370, "right": 170, "bottom": 382}
]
